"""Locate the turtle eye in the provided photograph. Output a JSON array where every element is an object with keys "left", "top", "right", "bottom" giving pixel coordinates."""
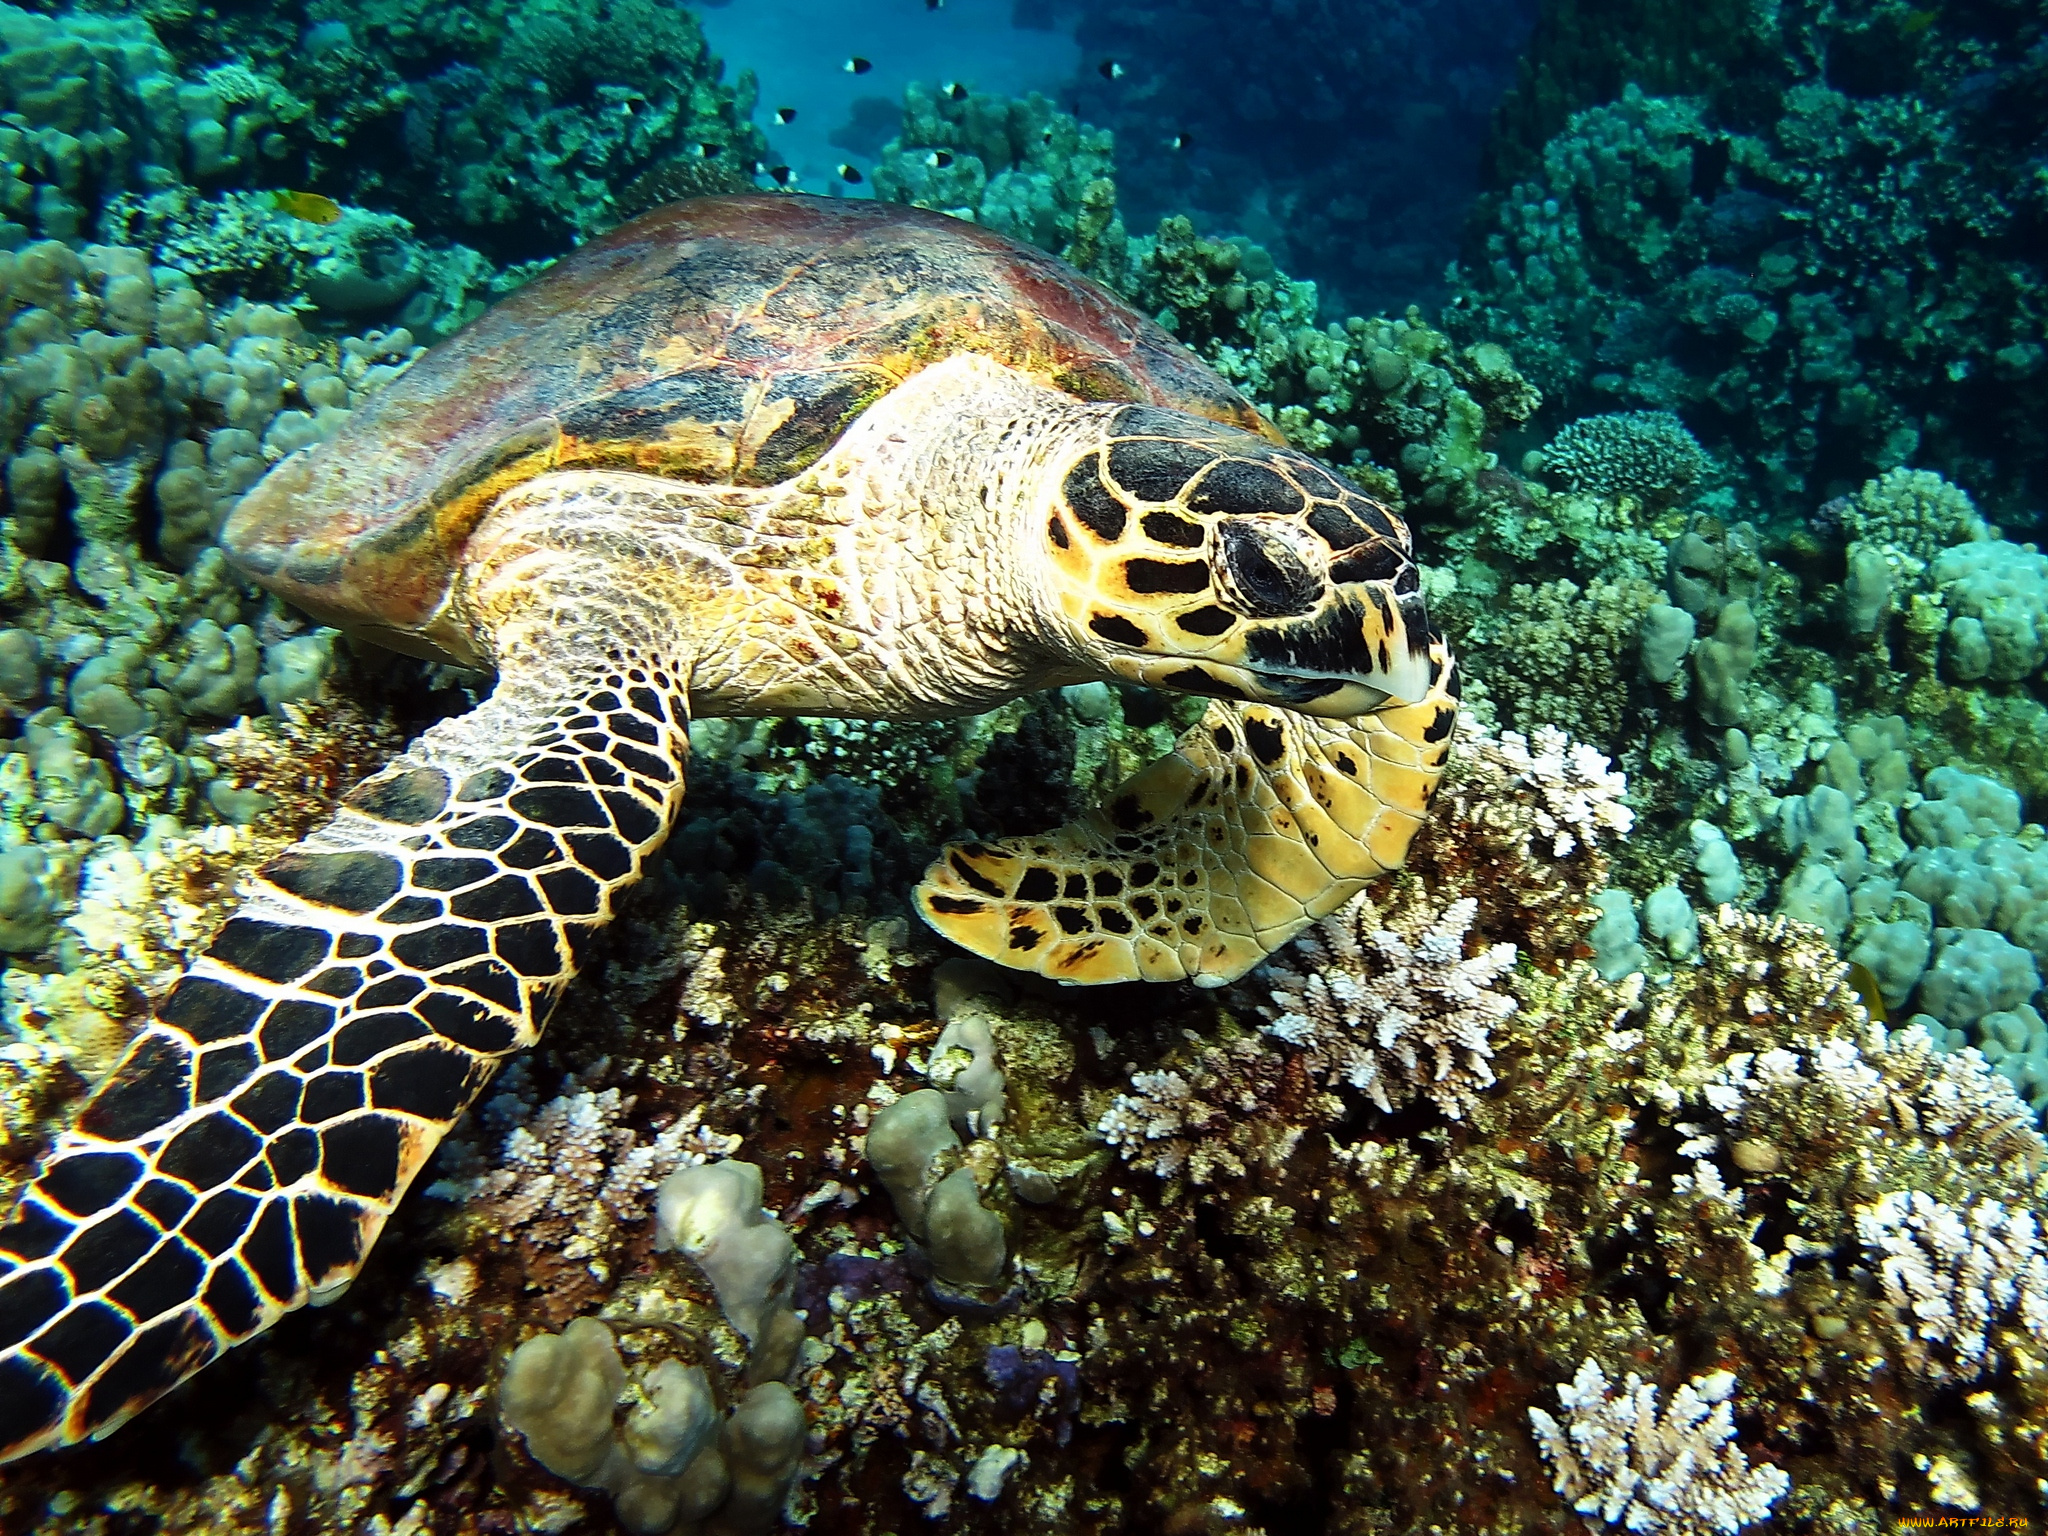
[{"left": 1214, "top": 521, "right": 1322, "bottom": 618}]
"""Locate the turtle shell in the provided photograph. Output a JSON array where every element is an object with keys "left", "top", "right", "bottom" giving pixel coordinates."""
[{"left": 225, "top": 194, "right": 1280, "bottom": 657}]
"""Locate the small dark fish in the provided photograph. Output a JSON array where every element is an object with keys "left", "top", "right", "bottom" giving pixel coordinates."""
[
  {"left": 926, "top": 149, "right": 954, "bottom": 169},
  {"left": 1167, "top": 133, "right": 1190, "bottom": 151},
  {"left": 1098, "top": 59, "right": 1125, "bottom": 80},
  {"left": 845, "top": 56, "right": 872, "bottom": 74},
  {"left": 837, "top": 163, "right": 864, "bottom": 184},
  {"left": 691, "top": 142, "right": 723, "bottom": 158},
  {"left": 767, "top": 164, "right": 795, "bottom": 186},
  {"left": 942, "top": 80, "right": 968, "bottom": 100},
  {"left": 773, "top": 106, "right": 797, "bottom": 125}
]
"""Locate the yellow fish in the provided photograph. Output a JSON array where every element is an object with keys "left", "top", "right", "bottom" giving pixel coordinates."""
[
  {"left": 273, "top": 189, "right": 343, "bottom": 225},
  {"left": 1845, "top": 960, "right": 1890, "bottom": 1023}
]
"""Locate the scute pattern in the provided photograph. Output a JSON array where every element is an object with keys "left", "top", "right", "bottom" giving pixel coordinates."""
[
  {"left": 0, "top": 200, "right": 1461, "bottom": 1469},
  {"left": 0, "top": 654, "right": 689, "bottom": 1461},
  {"left": 916, "top": 674, "right": 1456, "bottom": 986},
  {"left": 1038, "top": 414, "right": 1440, "bottom": 723},
  {"left": 918, "top": 408, "right": 1457, "bottom": 985},
  {"left": 222, "top": 196, "right": 1280, "bottom": 645}
]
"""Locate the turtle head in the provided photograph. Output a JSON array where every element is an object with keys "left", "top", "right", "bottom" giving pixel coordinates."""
[{"left": 1040, "top": 407, "right": 1448, "bottom": 718}]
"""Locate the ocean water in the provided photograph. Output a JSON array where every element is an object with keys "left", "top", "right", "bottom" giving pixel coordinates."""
[{"left": 0, "top": 0, "right": 2045, "bottom": 1531}]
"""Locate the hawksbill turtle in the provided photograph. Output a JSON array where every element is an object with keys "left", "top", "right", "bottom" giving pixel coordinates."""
[{"left": 0, "top": 195, "right": 1457, "bottom": 1461}]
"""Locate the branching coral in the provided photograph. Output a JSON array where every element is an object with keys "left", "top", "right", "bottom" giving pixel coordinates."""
[
  {"left": 1485, "top": 721, "right": 1636, "bottom": 856},
  {"left": 1097, "top": 1034, "right": 1324, "bottom": 1184},
  {"left": 1854, "top": 1190, "right": 2048, "bottom": 1384},
  {"left": 1451, "top": 6, "right": 2048, "bottom": 521},
  {"left": 1260, "top": 892, "right": 1517, "bottom": 1120},
  {"left": 1540, "top": 410, "right": 1710, "bottom": 503},
  {"left": 1528, "top": 1360, "right": 1790, "bottom": 1536},
  {"left": 446, "top": 1074, "right": 740, "bottom": 1281}
]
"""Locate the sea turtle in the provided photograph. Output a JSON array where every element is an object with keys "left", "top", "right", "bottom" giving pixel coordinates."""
[{"left": 0, "top": 194, "right": 1457, "bottom": 1461}]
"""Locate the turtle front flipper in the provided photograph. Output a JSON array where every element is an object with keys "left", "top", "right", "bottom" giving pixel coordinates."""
[
  {"left": 0, "top": 647, "right": 690, "bottom": 1462},
  {"left": 916, "top": 685, "right": 1456, "bottom": 988}
]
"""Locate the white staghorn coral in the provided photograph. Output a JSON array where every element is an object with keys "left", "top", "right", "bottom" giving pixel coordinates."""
[
  {"left": 1096, "top": 1035, "right": 1317, "bottom": 1184},
  {"left": 1261, "top": 893, "right": 1516, "bottom": 1119},
  {"left": 1854, "top": 1190, "right": 2048, "bottom": 1383},
  {"left": 1528, "top": 1359, "right": 1790, "bottom": 1535},
  {"left": 1487, "top": 722, "right": 1635, "bottom": 856}
]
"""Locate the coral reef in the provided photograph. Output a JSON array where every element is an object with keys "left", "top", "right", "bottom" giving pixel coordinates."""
[
  {"left": 74, "top": 0, "right": 765, "bottom": 263},
  {"left": 1450, "top": 0, "right": 2048, "bottom": 524},
  {"left": 0, "top": 230, "right": 430, "bottom": 1013},
  {"left": 869, "top": 83, "right": 1125, "bottom": 284},
  {"left": 0, "top": 6, "right": 2044, "bottom": 1532},
  {"left": 870, "top": 87, "right": 1545, "bottom": 528},
  {"left": 1259, "top": 891, "right": 1518, "bottom": 1120},
  {"left": 0, "top": 672, "right": 2043, "bottom": 1532},
  {"left": 1066, "top": 0, "right": 1537, "bottom": 316},
  {"left": 1537, "top": 408, "right": 1709, "bottom": 503}
]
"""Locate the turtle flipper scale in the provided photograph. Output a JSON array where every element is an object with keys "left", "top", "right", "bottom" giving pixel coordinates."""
[
  {"left": 916, "top": 659, "right": 1457, "bottom": 988},
  {"left": 0, "top": 648, "right": 689, "bottom": 1462}
]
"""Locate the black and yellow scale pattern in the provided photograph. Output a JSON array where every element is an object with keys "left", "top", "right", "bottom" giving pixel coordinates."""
[
  {"left": 915, "top": 407, "right": 1459, "bottom": 985},
  {"left": 0, "top": 656, "right": 689, "bottom": 1459}
]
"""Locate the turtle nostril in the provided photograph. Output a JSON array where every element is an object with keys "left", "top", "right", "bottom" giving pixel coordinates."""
[{"left": 1215, "top": 521, "right": 1322, "bottom": 618}]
